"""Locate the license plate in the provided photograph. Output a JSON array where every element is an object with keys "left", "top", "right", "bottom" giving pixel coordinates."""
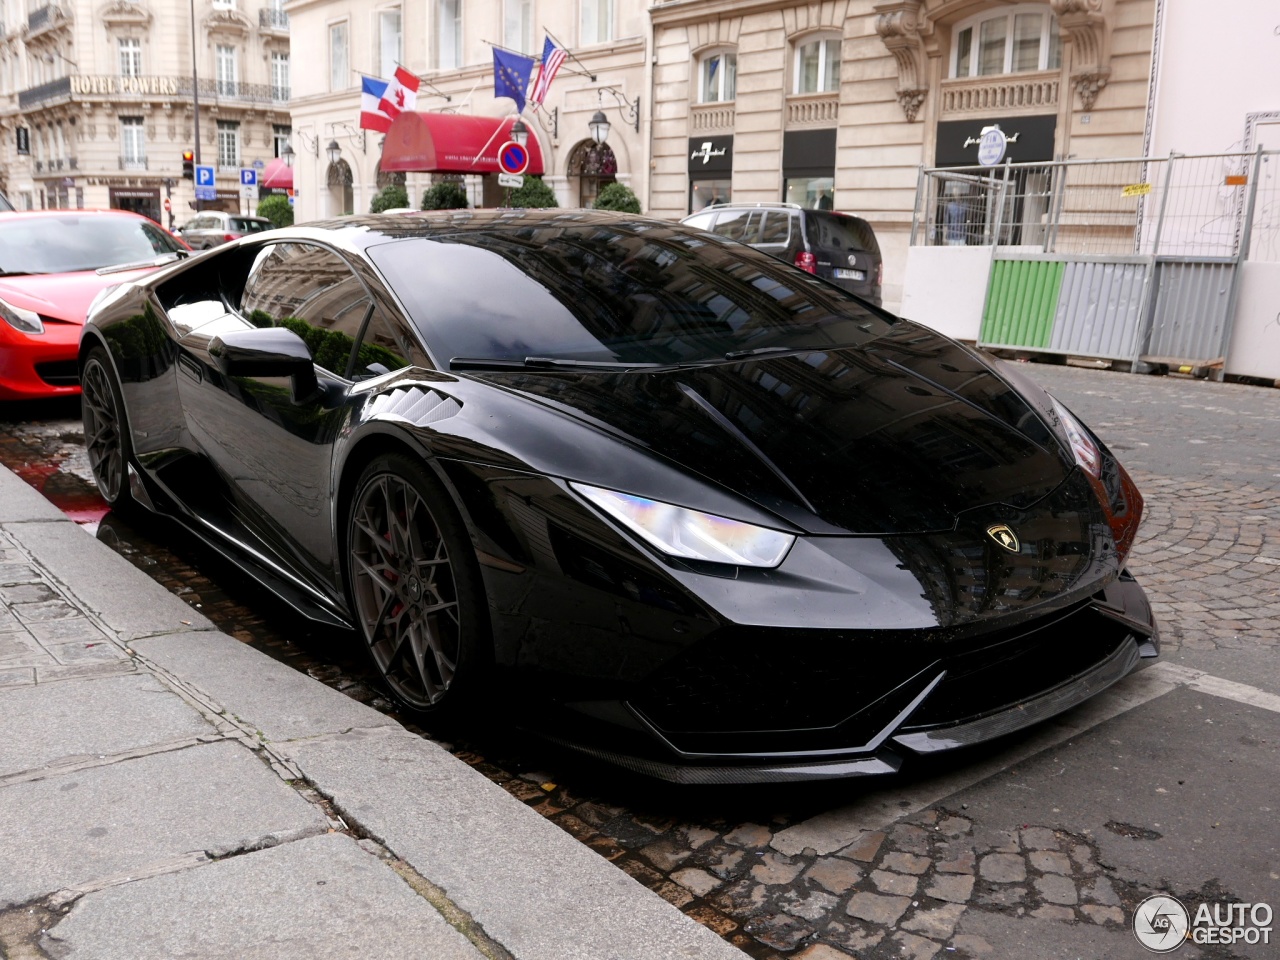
[{"left": 833, "top": 268, "right": 865, "bottom": 281}]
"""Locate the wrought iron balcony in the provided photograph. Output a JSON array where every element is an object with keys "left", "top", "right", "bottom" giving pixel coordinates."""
[
  {"left": 259, "top": 6, "right": 289, "bottom": 30},
  {"left": 18, "top": 76, "right": 71, "bottom": 109},
  {"left": 119, "top": 156, "right": 149, "bottom": 171},
  {"left": 27, "top": 3, "right": 65, "bottom": 33}
]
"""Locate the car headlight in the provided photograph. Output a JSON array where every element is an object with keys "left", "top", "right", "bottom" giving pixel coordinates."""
[
  {"left": 0, "top": 297, "right": 44, "bottom": 335},
  {"left": 1049, "top": 397, "right": 1100, "bottom": 478},
  {"left": 571, "top": 483, "right": 795, "bottom": 568}
]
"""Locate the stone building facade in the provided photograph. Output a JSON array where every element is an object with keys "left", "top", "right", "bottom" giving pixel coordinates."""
[
  {"left": 287, "top": 0, "right": 649, "bottom": 222},
  {"left": 0, "top": 0, "right": 291, "bottom": 227},
  {"left": 648, "top": 0, "right": 1156, "bottom": 307}
]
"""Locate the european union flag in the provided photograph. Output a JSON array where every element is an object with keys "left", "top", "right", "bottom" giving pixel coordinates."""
[{"left": 493, "top": 48, "right": 535, "bottom": 114}]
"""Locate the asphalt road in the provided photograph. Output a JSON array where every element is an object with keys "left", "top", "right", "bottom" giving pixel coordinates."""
[{"left": 1, "top": 362, "right": 1277, "bottom": 960}]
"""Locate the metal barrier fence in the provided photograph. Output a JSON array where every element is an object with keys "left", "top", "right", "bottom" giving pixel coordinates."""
[{"left": 910, "top": 150, "right": 1277, "bottom": 260}]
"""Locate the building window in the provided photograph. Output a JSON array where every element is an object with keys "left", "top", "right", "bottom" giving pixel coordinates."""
[
  {"left": 952, "top": 6, "right": 1062, "bottom": 78},
  {"left": 580, "top": 0, "right": 612, "bottom": 45},
  {"left": 120, "top": 116, "right": 145, "bottom": 170},
  {"left": 503, "top": 0, "right": 531, "bottom": 54},
  {"left": 273, "top": 124, "right": 291, "bottom": 158},
  {"left": 118, "top": 37, "right": 142, "bottom": 77},
  {"left": 379, "top": 9, "right": 402, "bottom": 78},
  {"left": 435, "top": 0, "right": 461, "bottom": 69},
  {"left": 215, "top": 44, "right": 237, "bottom": 96},
  {"left": 330, "top": 21, "right": 349, "bottom": 91},
  {"left": 217, "top": 119, "right": 240, "bottom": 168},
  {"left": 271, "top": 51, "right": 289, "bottom": 101},
  {"left": 794, "top": 36, "right": 840, "bottom": 94},
  {"left": 698, "top": 50, "right": 736, "bottom": 103}
]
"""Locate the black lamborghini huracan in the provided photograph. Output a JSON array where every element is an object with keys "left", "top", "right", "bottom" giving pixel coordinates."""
[{"left": 79, "top": 210, "right": 1157, "bottom": 783}]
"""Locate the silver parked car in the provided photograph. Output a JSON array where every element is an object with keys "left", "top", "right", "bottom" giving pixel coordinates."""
[{"left": 179, "top": 211, "right": 272, "bottom": 250}]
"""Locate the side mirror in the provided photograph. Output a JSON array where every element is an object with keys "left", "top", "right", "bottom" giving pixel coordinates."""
[{"left": 209, "top": 327, "right": 318, "bottom": 401}]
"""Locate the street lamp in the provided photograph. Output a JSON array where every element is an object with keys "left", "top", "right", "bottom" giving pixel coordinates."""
[
  {"left": 589, "top": 110, "right": 610, "bottom": 146},
  {"left": 510, "top": 118, "right": 529, "bottom": 147},
  {"left": 281, "top": 144, "right": 295, "bottom": 168},
  {"left": 326, "top": 140, "right": 341, "bottom": 166}
]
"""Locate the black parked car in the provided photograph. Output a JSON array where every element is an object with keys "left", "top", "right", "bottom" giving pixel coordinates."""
[
  {"left": 79, "top": 210, "right": 1156, "bottom": 783},
  {"left": 682, "top": 202, "right": 883, "bottom": 306}
]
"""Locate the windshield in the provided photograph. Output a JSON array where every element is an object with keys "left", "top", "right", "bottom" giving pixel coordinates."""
[
  {"left": 0, "top": 215, "right": 185, "bottom": 275},
  {"left": 367, "top": 221, "right": 894, "bottom": 368}
]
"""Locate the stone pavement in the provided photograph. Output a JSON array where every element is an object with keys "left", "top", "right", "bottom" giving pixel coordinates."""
[{"left": 0, "top": 464, "right": 747, "bottom": 960}]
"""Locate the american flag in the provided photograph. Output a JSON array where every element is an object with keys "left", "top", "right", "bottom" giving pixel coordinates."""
[{"left": 530, "top": 36, "right": 566, "bottom": 106}]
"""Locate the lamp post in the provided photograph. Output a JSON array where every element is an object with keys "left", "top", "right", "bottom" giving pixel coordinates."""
[
  {"left": 281, "top": 144, "right": 295, "bottom": 168},
  {"left": 510, "top": 118, "right": 529, "bottom": 147},
  {"left": 189, "top": 0, "right": 202, "bottom": 210},
  {"left": 326, "top": 140, "right": 341, "bottom": 166}
]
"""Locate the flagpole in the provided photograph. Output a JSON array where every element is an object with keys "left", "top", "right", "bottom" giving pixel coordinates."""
[
  {"left": 543, "top": 28, "right": 597, "bottom": 82},
  {"left": 469, "top": 115, "right": 517, "bottom": 169}
]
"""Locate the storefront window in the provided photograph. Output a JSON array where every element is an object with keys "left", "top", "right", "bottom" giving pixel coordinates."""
[
  {"left": 785, "top": 176, "right": 834, "bottom": 210},
  {"left": 690, "top": 180, "right": 731, "bottom": 213}
]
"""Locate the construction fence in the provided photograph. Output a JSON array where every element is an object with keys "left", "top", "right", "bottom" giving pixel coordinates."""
[{"left": 901, "top": 149, "right": 1280, "bottom": 379}]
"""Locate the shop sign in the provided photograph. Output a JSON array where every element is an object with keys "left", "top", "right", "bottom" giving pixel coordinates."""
[
  {"left": 70, "top": 76, "right": 180, "bottom": 96},
  {"left": 687, "top": 135, "right": 733, "bottom": 174}
]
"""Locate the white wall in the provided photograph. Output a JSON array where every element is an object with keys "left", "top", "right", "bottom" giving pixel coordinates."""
[
  {"left": 899, "top": 245, "right": 993, "bottom": 342},
  {"left": 1148, "top": 1, "right": 1280, "bottom": 156},
  {"left": 1225, "top": 262, "right": 1280, "bottom": 381}
]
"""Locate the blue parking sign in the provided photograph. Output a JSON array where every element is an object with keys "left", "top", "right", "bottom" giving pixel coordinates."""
[
  {"left": 195, "top": 165, "right": 215, "bottom": 187},
  {"left": 240, "top": 168, "right": 257, "bottom": 187}
]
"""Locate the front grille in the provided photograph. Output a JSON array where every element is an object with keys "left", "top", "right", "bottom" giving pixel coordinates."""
[{"left": 36, "top": 360, "right": 80, "bottom": 386}]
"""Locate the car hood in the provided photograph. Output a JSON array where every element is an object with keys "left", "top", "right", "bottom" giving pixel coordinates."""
[
  {"left": 468, "top": 322, "right": 1076, "bottom": 535},
  {"left": 0, "top": 268, "right": 156, "bottom": 325}
]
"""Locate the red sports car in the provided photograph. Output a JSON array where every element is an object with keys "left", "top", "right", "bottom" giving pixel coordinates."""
[{"left": 0, "top": 209, "right": 188, "bottom": 400}]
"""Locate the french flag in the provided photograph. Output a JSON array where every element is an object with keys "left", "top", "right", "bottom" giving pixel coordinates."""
[
  {"left": 378, "top": 66, "right": 420, "bottom": 121},
  {"left": 359, "top": 76, "right": 392, "bottom": 132}
]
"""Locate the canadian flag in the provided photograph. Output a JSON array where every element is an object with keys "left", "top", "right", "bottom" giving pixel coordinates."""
[{"left": 377, "top": 66, "right": 420, "bottom": 121}]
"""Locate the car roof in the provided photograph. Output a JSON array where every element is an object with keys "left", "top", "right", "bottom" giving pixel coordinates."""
[{"left": 0, "top": 208, "right": 153, "bottom": 223}]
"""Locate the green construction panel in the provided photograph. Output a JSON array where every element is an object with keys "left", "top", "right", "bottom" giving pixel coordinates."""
[{"left": 980, "top": 260, "right": 1064, "bottom": 348}]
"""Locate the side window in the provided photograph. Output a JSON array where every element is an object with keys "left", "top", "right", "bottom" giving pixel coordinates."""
[
  {"left": 239, "top": 242, "right": 371, "bottom": 377},
  {"left": 350, "top": 306, "right": 425, "bottom": 380},
  {"left": 683, "top": 212, "right": 715, "bottom": 231},
  {"left": 710, "top": 209, "right": 752, "bottom": 242},
  {"left": 758, "top": 211, "right": 793, "bottom": 246}
]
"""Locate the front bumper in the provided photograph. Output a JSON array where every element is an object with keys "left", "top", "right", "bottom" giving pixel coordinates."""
[
  {"left": 544, "top": 573, "right": 1158, "bottom": 784},
  {"left": 0, "top": 320, "right": 81, "bottom": 400}
]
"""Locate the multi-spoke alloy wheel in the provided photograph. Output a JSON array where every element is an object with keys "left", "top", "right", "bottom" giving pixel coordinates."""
[
  {"left": 81, "top": 348, "right": 132, "bottom": 507},
  {"left": 348, "top": 455, "right": 480, "bottom": 712}
]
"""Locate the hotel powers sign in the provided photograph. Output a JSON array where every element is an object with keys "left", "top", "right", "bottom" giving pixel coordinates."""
[{"left": 69, "top": 76, "right": 180, "bottom": 96}]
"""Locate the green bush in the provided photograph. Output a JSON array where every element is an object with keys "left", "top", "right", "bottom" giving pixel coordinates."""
[
  {"left": 421, "top": 182, "right": 469, "bottom": 210},
  {"left": 256, "top": 194, "right": 293, "bottom": 228},
  {"left": 506, "top": 176, "right": 557, "bottom": 209},
  {"left": 593, "top": 182, "right": 641, "bottom": 214},
  {"left": 370, "top": 184, "right": 410, "bottom": 213}
]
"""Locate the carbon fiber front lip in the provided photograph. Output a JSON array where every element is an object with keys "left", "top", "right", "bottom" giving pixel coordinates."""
[
  {"left": 891, "top": 635, "right": 1143, "bottom": 754},
  {"left": 544, "top": 737, "right": 903, "bottom": 784}
]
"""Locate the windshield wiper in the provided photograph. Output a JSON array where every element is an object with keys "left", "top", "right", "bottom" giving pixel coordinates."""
[
  {"left": 450, "top": 356, "right": 665, "bottom": 372},
  {"left": 95, "top": 251, "right": 189, "bottom": 276}
]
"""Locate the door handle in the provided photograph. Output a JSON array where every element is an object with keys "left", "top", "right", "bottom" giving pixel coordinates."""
[{"left": 178, "top": 353, "right": 203, "bottom": 383}]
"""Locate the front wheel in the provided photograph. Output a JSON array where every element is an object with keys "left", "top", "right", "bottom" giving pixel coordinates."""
[
  {"left": 345, "top": 453, "right": 488, "bottom": 715},
  {"left": 81, "top": 346, "right": 134, "bottom": 510}
]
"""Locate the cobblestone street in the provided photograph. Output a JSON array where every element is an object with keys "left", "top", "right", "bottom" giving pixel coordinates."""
[{"left": 2, "top": 362, "right": 1278, "bottom": 960}]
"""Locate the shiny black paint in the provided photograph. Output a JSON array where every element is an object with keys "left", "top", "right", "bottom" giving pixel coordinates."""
[{"left": 80, "top": 211, "right": 1156, "bottom": 780}]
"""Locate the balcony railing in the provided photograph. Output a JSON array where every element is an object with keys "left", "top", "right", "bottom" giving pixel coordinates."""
[
  {"left": 27, "top": 3, "right": 64, "bottom": 32},
  {"left": 271, "top": 85, "right": 290, "bottom": 103},
  {"left": 691, "top": 101, "right": 734, "bottom": 133},
  {"left": 259, "top": 6, "right": 289, "bottom": 30},
  {"left": 939, "top": 71, "right": 1060, "bottom": 116},
  {"left": 119, "top": 156, "right": 148, "bottom": 171},
  {"left": 18, "top": 75, "right": 71, "bottom": 109},
  {"left": 785, "top": 92, "right": 839, "bottom": 127}
]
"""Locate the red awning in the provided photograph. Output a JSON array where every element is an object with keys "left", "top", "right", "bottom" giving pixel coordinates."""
[
  {"left": 380, "top": 112, "right": 544, "bottom": 175},
  {"left": 260, "top": 157, "right": 293, "bottom": 190}
]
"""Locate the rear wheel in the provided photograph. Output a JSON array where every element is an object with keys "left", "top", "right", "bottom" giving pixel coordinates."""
[
  {"left": 346, "top": 454, "right": 487, "bottom": 715},
  {"left": 80, "top": 346, "right": 133, "bottom": 510}
]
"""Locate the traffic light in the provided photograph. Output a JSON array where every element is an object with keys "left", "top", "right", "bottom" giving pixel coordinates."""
[{"left": 182, "top": 150, "right": 194, "bottom": 180}]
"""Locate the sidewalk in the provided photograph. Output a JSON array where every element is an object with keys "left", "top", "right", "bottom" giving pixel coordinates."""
[{"left": 0, "top": 463, "right": 747, "bottom": 960}]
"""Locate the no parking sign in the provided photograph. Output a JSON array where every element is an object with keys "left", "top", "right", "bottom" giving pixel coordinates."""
[{"left": 497, "top": 141, "right": 530, "bottom": 176}]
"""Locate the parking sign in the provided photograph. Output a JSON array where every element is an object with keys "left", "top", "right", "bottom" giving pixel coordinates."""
[
  {"left": 240, "top": 168, "right": 257, "bottom": 187},
  {"left": 195, "top": 165, "right": 215, "bottom": 187}
]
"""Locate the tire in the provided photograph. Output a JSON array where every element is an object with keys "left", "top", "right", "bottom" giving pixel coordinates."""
[
  {"left": 80, "top": 346, "right": 134, "bottom": 511},
  {"left": 345, "top": 453, "right": 488, "bottom": 716}
]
